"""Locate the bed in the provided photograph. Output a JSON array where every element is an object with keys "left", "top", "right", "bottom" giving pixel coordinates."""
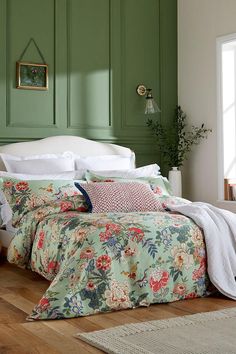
[
  {"left": 0, "top": 136, "right": 212, "bottom": 320},
  {"left": 0, "top": 135, "right": 135, "bottom": 250}
]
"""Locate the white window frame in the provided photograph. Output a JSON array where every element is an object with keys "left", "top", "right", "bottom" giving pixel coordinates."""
[{"left": 216, "top": 32, "right": 236, "bottom": 202}]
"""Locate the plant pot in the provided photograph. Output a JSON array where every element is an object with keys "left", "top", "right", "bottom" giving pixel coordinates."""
[{"left": 168, "top": 167, "right": 182, "bottom": 197}]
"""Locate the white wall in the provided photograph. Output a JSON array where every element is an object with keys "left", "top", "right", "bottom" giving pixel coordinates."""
[{"left": 178, "top": 0, "right": 236, "bottom": 212}]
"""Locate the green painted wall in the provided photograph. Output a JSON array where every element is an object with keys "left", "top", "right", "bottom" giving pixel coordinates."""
[{"left": 0, "top": 0, "right": 177, "bottom": 173}]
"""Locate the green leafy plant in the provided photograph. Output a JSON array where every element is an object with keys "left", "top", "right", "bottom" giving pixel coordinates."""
[{"left": 146, "top": 106, "right": 212, "bottom": 168}]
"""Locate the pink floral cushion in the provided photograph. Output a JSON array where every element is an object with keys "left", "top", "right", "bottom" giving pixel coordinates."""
[{"left": 75, "top": 181, "right": 164, "bottom": 213}]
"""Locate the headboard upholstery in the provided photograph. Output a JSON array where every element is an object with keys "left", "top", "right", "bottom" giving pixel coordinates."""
[{"left": 0, "top": 136, "right": 135, "bottom": 171}]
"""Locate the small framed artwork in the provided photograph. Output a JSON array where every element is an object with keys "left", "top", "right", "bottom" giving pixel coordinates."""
[{"left": 16, "top": 61, "right": 48, "bottom": 90}]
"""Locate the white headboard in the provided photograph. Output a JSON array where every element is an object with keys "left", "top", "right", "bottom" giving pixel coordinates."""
[{"left": 0, "top": 136, "right": 135, "bottom": 171}]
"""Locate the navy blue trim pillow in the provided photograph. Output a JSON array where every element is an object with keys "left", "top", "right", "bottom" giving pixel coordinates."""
[
  {"left": 74, "top": 181, "right": 164, "bottom": 213},
  {"left": 74, "top": 182, "right": 93, "bottom": 212}
]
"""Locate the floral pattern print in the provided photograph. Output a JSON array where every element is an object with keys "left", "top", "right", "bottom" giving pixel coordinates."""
[
  {"left": 7, "top": 196, "right": 212, "bottom": 320},
  {"left": 158, "top": 195, "right": 191, "bottom": 210},
  {"left": 105, "top": 280, "right": 132, "bottom": 310},
  {"left": 149, "top": 269, "right": 170, "bottom": 292},
  {"left": 0, "top": 177, "right": 88, "bottom": 226}
]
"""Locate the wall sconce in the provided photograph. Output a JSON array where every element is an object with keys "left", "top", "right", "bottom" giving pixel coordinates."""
[{"left": 136, "top": 84, "right": 161, "bottom": 114}]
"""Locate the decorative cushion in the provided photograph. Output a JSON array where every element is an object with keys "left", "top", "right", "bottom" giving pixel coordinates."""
[
  {"left": 75, "top": 181, "right": 164, "bottom": 213},
  {"left": 85, "top": 171, "right": 172, "bottom": 197},
  {"left": 0, "top": 178, "right": 88, "bottom": 227}
]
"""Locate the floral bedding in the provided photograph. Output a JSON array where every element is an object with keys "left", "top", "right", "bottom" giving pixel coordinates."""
[
  {"left": 1, "top": 176, "right": 212, "bottom": 320},
  {"left": 7, "top": 200, "right": 211, "bottom": 320}
]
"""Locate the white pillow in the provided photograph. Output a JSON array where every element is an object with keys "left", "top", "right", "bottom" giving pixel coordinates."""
[
  {"left": 75, "top": 154, "right": 135, "bottom": 171},
  {"left": 88, "top": 164, "right": 160, "bottom": 178},
  {"left": 0, "top": 152, "right": 75, "bottom": 174},
  {"left": 0, "top": 170, "right": 85, "bottom": 180}
]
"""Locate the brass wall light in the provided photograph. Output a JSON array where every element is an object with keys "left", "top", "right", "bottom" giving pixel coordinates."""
[{"left": 136, "top": 84, "right": 161, "bottom": 114}]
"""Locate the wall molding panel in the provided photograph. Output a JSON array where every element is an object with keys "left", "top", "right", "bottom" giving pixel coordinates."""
[
  {"left": 66, "top": 0, "right": 112, "bottom": 132},
  {"left": 0, "top": 0, "right": 177, "bottom": 170},
  {"left": 0, "top": 0, "right": 7, "bottom": 131},
  {"left": 119, "top": 0, "right": 160, "bottom": 132},
  {"left": 4, "top": 0, "right": 57, "bottom": 130}
]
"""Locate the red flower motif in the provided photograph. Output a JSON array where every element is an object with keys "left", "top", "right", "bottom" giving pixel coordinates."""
[
  {"left": 152, "top": 186, "right": 163, "bottom": 195},
  {"left": 38, "top": 297, "right": 50, "bottom": 311},
  {"left": 99, "top": 223, "right": 121, "bottom": 242},
  {"left": 149, "top": 270, "right": 169, "bottom": 292},
  {"left": 3, "top": 180, "right": 13, "bottom": 188},
  {"left": 86, "top": 281, "right": 96, "bottom": 291},
  {"left": 37, "top": 230, "right": 45, "bottom": 249},
  {"left": 185, "top": 292, "right": 197, "bottom": 299},
  {"left": 128, "top": 227, "right": 144, "bottom": 242},
  {"left": 106, "top": 223, "right": 121, "bottom": 234},
  {"left": 60, "top": 201, "right": 73, "bottom": 212},
  {"left": 128, "top": 272, "right": 136, "bottom": 279},
  {"left": 15, "top": 181, "right": 29, "bottom": 191},
  {"left": 76, "top": 206, "right": 87, "bottom": 212},
  {"left": 192, "top": 260, "right": 206, "bottom": 280},
  {"left": 99, "top": 231, "right": 111, "bottom": 242},
  {"left": 96, "top": 254, "right": 111, "bottom": 271},
  {"left": 47, "top": 260, "right": 60, "bottom": 274}
]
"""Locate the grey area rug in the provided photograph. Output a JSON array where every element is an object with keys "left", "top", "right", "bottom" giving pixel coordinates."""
[{"left": 75, "top": 307, "right": 236, "bottom": 354}]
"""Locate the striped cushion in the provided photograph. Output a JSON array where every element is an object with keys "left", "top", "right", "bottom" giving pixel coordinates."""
[{"left": 75, "top": 181, "right": 164, "bottom": 213}]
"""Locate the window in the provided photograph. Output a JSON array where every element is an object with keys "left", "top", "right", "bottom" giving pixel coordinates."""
[{"left": 217, "top": 33, "right": 236, "bottom": 201}]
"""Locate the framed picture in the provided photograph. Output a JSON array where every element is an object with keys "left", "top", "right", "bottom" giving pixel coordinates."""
[{"left": 16, "top": 61, "right": 48, "bottom": 90}]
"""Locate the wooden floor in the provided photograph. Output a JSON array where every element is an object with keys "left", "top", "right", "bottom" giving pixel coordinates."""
[{"left": 1, "top": 259, "right": 236, "bottom": 354}]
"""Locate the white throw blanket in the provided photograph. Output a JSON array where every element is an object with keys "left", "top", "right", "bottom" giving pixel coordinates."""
[{"left": 168, "top": 202, "right": 236, "bottom": 300}]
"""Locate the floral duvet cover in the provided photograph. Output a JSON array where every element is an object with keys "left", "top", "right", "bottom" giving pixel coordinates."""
[{"left": 7, "top": 199, "right": 211, "bottom": 320}]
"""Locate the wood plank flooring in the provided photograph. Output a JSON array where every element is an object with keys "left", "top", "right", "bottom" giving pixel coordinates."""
[{"left": 1, "top": 259, "right": 236, "bottom": 354}]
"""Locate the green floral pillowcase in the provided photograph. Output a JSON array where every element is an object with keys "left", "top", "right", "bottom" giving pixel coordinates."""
[
  {"left": 147, "top": 177, "right": 173, "bottom": 196},
  {"left": 0, "top": 178, "right": 88, "bottom": 227},
  {"left": 85, "top": 171, "right": 173, "bottom": 197}
]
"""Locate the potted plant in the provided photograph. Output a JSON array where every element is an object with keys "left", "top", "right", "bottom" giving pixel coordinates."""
[{"left": 147, "top": 106, "right": 212, "bottom": 196}]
